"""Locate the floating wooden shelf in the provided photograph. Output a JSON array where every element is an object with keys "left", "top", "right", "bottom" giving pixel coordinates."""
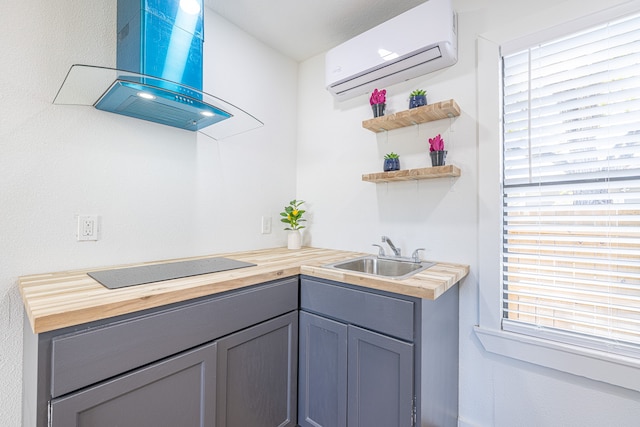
[
  {"left": 362, "top": 99, "right": 461, "bottom": 133},
  {"left": 362, "top": 165, "right": 461, "bottom": 183}
]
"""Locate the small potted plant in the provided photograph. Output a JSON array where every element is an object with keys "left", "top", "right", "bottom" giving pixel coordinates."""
[
  {"left": 409, "top": 89, "right": 427, "bottom": 109},
  {"left": 280, "top": 199, "right": 306, "bottom": 249},
  {"left": 383, "top": 152, "right": 400, "bottom": 171},
  {"left": 370, "top": 88, "right": 387, "bottom": 117},
  {"left": 429, "top": 134, "right": 447, "bottom": 166}
]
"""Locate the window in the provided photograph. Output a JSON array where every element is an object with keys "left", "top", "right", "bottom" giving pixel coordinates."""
[{"left": 501, "top": 13, "right": 640, "bottom": 356}]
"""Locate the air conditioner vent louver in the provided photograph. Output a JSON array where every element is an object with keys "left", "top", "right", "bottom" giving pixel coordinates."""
[{"left": 330, "top": 46, "right": 442, "bottom": 96}]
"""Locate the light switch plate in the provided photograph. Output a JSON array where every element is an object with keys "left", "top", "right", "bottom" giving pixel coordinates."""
[{"left": 261, "top": 216, "right": 272, "bottom": 234}]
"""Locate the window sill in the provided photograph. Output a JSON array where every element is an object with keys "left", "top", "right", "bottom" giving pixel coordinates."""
[{"left": 474, "top": 326, "right": 640, "bottom": 392}]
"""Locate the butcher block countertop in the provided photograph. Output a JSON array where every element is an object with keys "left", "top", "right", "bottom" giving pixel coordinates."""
[{"left": 19, "top": 247, "right": 469, "bottom": 334}]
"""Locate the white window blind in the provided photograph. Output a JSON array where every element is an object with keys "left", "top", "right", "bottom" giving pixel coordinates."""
[{"left": 501, "top": 13, "right": 640, "bottom": 355}]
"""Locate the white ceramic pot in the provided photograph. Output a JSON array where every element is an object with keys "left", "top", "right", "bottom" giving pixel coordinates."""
[{"left": 287, "top": 230, "right": 302, "bottom": 250}]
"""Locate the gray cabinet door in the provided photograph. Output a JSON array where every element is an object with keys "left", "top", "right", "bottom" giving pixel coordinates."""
[
  {"left": 298, "top": 311, "right": 348, "bottom": 427},
  {"left": 50, "top": 341, "right": 216, "bottom": 427},
  {"left": 347, "top": 325, "right": 414, "bottom": 427},
  {"left": 216, "top": 311, "right": 298, "bottom": 427}
]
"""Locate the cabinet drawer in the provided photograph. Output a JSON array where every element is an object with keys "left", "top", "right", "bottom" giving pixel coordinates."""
[
  {"left": 300, "top": 277, "right": 414, "bottom": 341},
  {"left": 51, "top": 277, "right": 298, "bottom": 398},
  {"left": 50, "top": 342, "right": 217, "bottom": 427}
]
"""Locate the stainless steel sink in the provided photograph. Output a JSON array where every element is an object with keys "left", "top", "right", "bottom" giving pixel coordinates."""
[{"left": 324, "top": 256, "right": 435, "bottom": 280}]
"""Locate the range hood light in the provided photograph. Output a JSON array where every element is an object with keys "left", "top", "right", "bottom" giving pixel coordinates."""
[
  {"left": 200, "top": 111, "right": 215, "bottom": 117},
  {"left": 137, "top": 92, "right": 156, "bottom": 100}
]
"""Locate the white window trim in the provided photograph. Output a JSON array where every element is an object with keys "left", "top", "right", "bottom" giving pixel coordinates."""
[{"left": 476, "top": 0, "right": 640, "bottom": 392}]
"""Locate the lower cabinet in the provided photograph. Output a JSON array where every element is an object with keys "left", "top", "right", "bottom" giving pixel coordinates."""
[
  {"left": 23, "top": 277, "right": 299, "bottom": 427},
  {"left": 50, "top": 342, "right": 218, "bottom": 427},
  {"left": 216, "top": 311, "right": 298, "bottom": 427},
  {"left": 299, "top": 311, "right": 414, "bottom": 427},
  {"left": 347, "top": 324, "right": 414, "bottom": 427},
  {"left": 298, "top": 312, "right": 348, "bottom": 427},
  {"left": 298, "top": 275, "right": 459, "bottom": 427},
  {"left": 49, "top": 311, "right": 298, "bottom": 427},
  {"left": 24, "top": 275, "right": 458, "bottom": 427}
]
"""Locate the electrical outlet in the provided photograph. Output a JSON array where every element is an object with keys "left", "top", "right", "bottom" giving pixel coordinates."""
[
  {"left": 261, "top": 216, "right": 272, "bottom": 234},
  {"left": 77, "top": 215, "right": 99, "bottom": 241}
]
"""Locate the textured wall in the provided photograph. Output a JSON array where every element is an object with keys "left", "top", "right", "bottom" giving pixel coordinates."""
[
  {"left": 0, "top": 2, "right": 297, "bottom": 425},
  {"left": 296, "top": 0, "right": 640, "bottom": 426}
]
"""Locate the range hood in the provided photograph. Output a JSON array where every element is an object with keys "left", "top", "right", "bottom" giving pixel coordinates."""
[{"left": 53, "top": 0, "right": 262, "bottom": 140}]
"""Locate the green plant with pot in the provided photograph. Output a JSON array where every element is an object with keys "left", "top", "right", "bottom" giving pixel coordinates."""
[
  {"left": 383, "top": 152, "right": 400, "bottom": 171},
  {"left": 409, "top": 89, "right": 427, "bottom": 109},
  {"left": 280, "top": 199, "right": 306, "bottom": 230},
  {"left": 281, "top": 199, "right": 307, "bottom": 250}
]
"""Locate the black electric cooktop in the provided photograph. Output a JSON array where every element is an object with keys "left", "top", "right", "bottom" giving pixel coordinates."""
[{"left": 88, "top": 257, "right": 256, "bottom": 290}]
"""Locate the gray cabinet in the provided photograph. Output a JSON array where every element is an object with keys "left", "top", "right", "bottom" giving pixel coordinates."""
[
  {"left": 23, "top": 273, "right": 459, "bottom": 427},
  {"left": 50, "top": 311, "right": 299, "bottom": 427},
  {"left": 216, "top": 311, "right": 298, "bottom": 427},
  {"left": 23, "top": 277, "right": 299, "bottom": 427},
  {"left": 50, "top": 342, "right": 217, "bottom": 427},
  {"left": 298, "top": 311, "right": 348, "bottom": 427},
  {"left": 299, "top": 275, "right": 459, "bottom": 427},
  {"left": 299, "top": 311, "right": 414, "bottom": 427},
  {"left": 298, "top": 279, "right": 416, "bottom": 427},
  {"left": 347, "top": 324, "right": 414, "bottom": 427}
]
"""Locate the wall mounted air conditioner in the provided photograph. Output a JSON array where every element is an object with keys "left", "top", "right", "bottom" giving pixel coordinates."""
[{"left": 325, "top": 0, "right": 457, "bottom": 101}]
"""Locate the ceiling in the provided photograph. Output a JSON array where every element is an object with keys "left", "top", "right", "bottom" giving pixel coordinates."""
[{"left": 205, "top": 0, "right": 428, "bottom": 62}]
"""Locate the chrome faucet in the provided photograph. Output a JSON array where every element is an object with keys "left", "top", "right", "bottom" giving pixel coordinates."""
[
  {"left": 372, "top": 244, "right": 386, "bottom": 257},
  {"left": 381, "top": 236, "right": 401, "bottom": 257},
  {"left": 411, "top": 248, "right": 425, "bottom": 263}
]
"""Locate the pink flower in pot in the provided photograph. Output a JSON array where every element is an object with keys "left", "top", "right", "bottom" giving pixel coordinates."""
[
  {"left": 370, "top": 88, "right": 387, "bottom": 118},
  {"left": 369, "top": 88, "right": 387, "bottom": 105},
  {"left": 429, "top": 134, "right": 445, "bottom": 152},
  {"left": 428, "top": 134, "right": 447, "bottom": 166}
]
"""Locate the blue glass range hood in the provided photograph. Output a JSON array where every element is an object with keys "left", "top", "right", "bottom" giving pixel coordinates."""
[
  {"left": 53, "top": 0, "right": 262, "bottom": 140},
  {"left": 115, "top": 0, "right": 206, "bottom": 91},
  {"left": 95, "top": 79, "right": 231, "bottom": 132}
]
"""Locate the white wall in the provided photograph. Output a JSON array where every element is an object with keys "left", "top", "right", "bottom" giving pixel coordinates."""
[
  {"left": 296, "top": 0, "right": 640, "bottom": 426},
  {"left": 5, "top": 0, "right": 640, "bottom": 425},
  {"left": 0, "top": 2, "right": 297, "bottom": 425}
]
